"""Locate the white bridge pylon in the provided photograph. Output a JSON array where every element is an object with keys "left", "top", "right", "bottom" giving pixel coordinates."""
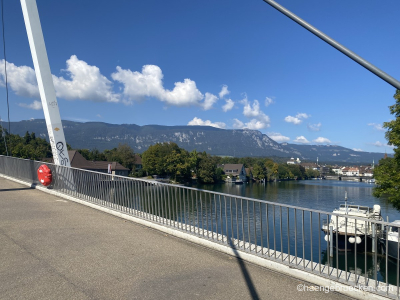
[{"left": 20, "top": 0, "right": 70, "bottom": 167}]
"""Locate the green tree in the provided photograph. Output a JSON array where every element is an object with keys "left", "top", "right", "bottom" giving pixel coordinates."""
[
  {"left": 374, "top": 89, "right": 400, "bottom": 207},
  {"left": 142, "top": 142, "right": 192, "bottom": 182},
  {"left": 104, "top": 144, "right": 136, "bottom": 170},
  {"left": 196, "top": 152, "right": 221, "bottom": 183},
  {"left": 265, "top": 159, "right": 278, "bottom": 181}
]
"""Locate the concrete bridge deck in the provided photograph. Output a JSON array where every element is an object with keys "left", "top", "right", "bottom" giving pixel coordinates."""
[{"left": 0, "top": 177, "right": 349, "bottom": 300}]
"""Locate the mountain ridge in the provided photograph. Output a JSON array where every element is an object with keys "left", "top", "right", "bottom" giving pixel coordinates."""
[{"left": 6, "top": 119, "right": 387, "bottom": 164}]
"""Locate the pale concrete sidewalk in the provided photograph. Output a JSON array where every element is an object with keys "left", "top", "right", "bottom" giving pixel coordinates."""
[{"left": 0, "top": 177, "right": 350, "bottom": 300}]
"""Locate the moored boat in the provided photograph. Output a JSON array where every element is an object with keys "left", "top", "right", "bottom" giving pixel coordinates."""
[
  {"left": 322, "top": 192, "right": 383, "bottom": 251},
  {"left": 380, "top": 220, "right": 400, "bottom": 261}
]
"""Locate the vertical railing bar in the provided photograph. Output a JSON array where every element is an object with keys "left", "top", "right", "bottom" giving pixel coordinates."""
[
  {"left": 295, "top": 208, "right": 297, "bottom": 266},
  {"left": 125, "top": 180, "right": 129, "bottom": 214},
  {"left": 386, "top": 223, "right": 389, "bottom": 295},
  {"left": 161, "top": 184, "right": 165, "bottom": 224},
  {"left": 247, "top": 200, "right": 251, "bottom": 251},
  {"left": 154, "top": 183, "right": 159, "bottom": 222},
  {"left": 230, "top": 197, "right": 234, "bottom": 245},
  {"left": 196, "top": 190, "right": 199, "bottom": 234},
  {"left": 146, "top": 182, "right": 150, "bottom": 219},
  {"left": 134, "top": 179, "right": 138, "bottom": 215},
  {"left": 151, "top": 182, "right": 155, "bottom": 221},
  {"left": 364, "top": 220, "right": 367, "bottom": 282},
  {"left": 310, "top": 211, "right": 313, "bottom": 272},
  {"left": 235, "top": 198, "right": 239, "bottom": 247},
  {"left": 168, "top": 185, "right": 172, "bottom": 226},
  {"left": 205, "top": 193, "right": 209, "bottom": 239},
  {"left": 225, "top": 195, "right": 228, "bottom": 244},
  {"left": 345, "top": 216, "right": 348, "bottom": 282},
  {"left": 336, "top": 215, "right": 339, "bottom": 279},
  {"left": 86, "top": 172, "right": 92, "bottom": 202},
  {"left": 219, "top": 195, "right": 223, "bottom": 242},
  {"left": 200, "top": 191, "right": 204, "bottom": 237},
  {"left": 260, "top": 202, "right": 263, "bottom": 255},
  {"left": 241, "top": 199, "right": 245, "bottom": 250},
  {"left": 253, "top": 201, "right": 257, "bottom": 254},
  {"left": 266, "top": 203, "right": 270, "bottom": 258},
  {"left": 147, "top": 182, "right": 151, "bottom": 218},
  {"left": 157, "top": 183, "right": 161, "bottom": 222},
  {"left": 318, "top": 213, "right": 321, "bottom": 274},
  {"left": 124, "top": 179, "right": 129, "bottom": 213},
  {"left": 355, "top": 218, "right": 357, "bottom": 285},
  {"left": 210, "top": 193, "right": 214, "bottom": 239},
  {"left": 176, "top": 187, "right": 180, "bottom": 229},
  {"left": 280, "top": 206, "right": 283, "bottom": 262},
  {"left": 273, "top": 204, "right": 276, "bottom": 259},
  {"left": 172, "top": 186, "right": 176, "bottom": 227},
  {"left": 179, "top": 187, "right": 183, "bottom": 228},
  {"left": 302, "top": 210, "right": 305, "bottom": 269},
  {"left": 327, "top": 214, "right": 330, "bottom": 276},
  {"left": 190, "top": 190, "right": 197, "bottom": 232},
  {"left": 120, "top": 179, "right": 125, "bottom": 212},
  {"left": 184, "top": 188, "right": 188, "bottom": 231},
  {"left": 115, "top": 175, "right": 119, "bottom": 208},
  {"left": 215, "top": 194, "right": 218, "bottom": 241},
  {"left": 287, "top": 207, "right": 290, "bottom": 265},
  {"left": 142, "top": 180, "right": 147, "bottom": 217},
  {"left": 136, "top": 180, "right": 140, "bottom": 216},
  {"left": 133, "top": 180, "right": 137, "bottom": 215}
]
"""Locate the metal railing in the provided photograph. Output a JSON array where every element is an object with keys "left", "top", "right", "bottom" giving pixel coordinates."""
[{"left": 0, "top": 155, "right": 399, "bottom": 299}]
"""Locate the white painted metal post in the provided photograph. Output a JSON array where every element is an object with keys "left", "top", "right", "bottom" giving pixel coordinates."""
[{"left": 20, "top": 0, "right": 70, "bottom": 167}]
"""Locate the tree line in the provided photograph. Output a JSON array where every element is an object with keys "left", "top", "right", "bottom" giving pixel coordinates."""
[
  {"left": 0, "top": 126, "right": 320, "bottom": 184},
  {"left": 0, "top": 127, "right": 52, "bottom": 160}
]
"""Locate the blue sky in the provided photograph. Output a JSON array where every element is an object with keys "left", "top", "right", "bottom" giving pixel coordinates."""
[{"left": 1, "top": 0, "right": 399, "bottom": 153}]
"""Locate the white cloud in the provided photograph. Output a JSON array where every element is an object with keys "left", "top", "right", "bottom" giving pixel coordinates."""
[
  {"left": 233, "top": 118, "right": 244, "bottom": 129},
  {"left": 232, "top": 118, "right": 268, "bottom": 130},
  {"left": 54, "top": 55, "right": 119, "bottom": 103},
  {"left": 244, "top": 119, "right": 268, "bottom": 130},
  {"left": 0, "top": 60, "right": 39, "bottom": 98},
  {"left": 285, "top": 113, "right": 310, "bottom": 125},
  {"left": 202, "top": 93, "right": 218, "bottom": 110},
  {"left": 308, "top": 123, "right": 321, "bottom": 131},
  {"left": 242, "top": 99, "right": 270, "bottom": 128},
  {"left": 96, "top": 114, "right": 102, "bottom": 118},
  {"left": 293, "top": 136, "right": 310, "bottom": 144},
  {"left": 18, "top": 100, "right": 42, "bottom": 110},
  {"left": 0, "top": 57, "right": 119, "bottom": 103},
  {"left": 188, "top": 117, "right": 226, "bottom": 129},
  {"left": 265, "top": 97, "right": 274, "bottom": 107},
  {"left": 222, "top": 99, "right": 234, "bottom": 112},
  {"left": 368, "top": 123, "right": 385, "bottom": 132},
  {"left": 296, "top": 113, "right": 310, "bottom": 119},
  {"left": 111, "top": 64, "right": 204, "bottom": 106},
  {"left": 372, "top": 141, "right": 387, "bottom": 147},
  {"left": 268, "top": 132, "right": 290, "bottom": 142},
  {"left": 313, "top": 137, "right": 331, "bottom": 144},
  {"left": 219, "top": 85, "right": 229, "bottom": 99},
  {"left": 285, "top": 116, "right": 302, "bottom": 125},
  {"left": 353, "top": 148, "right": 364, "bottom": 152}
]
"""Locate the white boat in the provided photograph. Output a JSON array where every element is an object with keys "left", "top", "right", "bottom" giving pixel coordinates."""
[
  {"left": 322, "top": 192, "right": 383, "bottom": 251},
  {"left": 380, "top": 220, "right": 400, "bottom": 260}
]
